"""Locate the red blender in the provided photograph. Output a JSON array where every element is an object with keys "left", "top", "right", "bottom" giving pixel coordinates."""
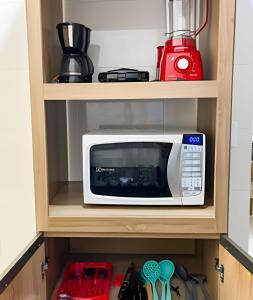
[{"left": 159, "top": 0, "right": 208, "bottom": 81}]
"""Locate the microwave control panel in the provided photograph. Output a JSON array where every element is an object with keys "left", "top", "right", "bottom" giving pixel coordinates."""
[{"left": 181, "top": 135, "right": 204, "bottom": 197}]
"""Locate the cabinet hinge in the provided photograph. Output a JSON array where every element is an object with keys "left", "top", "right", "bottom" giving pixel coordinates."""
[
  {"left": 41, "top": 257, "right": 49, "bottom": 280},
  {"left": 215, "top": 258, "right": 224, "bottom": 282}
]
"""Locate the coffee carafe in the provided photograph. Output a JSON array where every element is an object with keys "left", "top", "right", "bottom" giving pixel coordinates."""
[{"left": 56, "top": 22, "right": 94, "bottom": 83}]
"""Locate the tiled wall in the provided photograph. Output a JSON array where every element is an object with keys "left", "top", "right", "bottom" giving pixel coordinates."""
[
  {"left": 228, "top": 1, "right": 253, "bottom": 252},
  {"left": 0, "top": 0, "right": 36, "bottom": 277}
]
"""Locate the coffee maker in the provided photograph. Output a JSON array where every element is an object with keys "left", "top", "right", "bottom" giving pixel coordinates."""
[{"left": 56, "top": 22, "right": 94, "bottom": 83}]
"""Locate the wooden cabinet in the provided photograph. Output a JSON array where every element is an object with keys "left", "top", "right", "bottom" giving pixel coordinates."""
[
  {"left": 20, "top": 1, "right": 244, "bottom": 299},
  {"left": 1, "top": 236, "right": 253, "bottom": 300},
  {"left": 2, "top": 1, "right": 251, "bottom": 300},
  {"left": 26, "top": 0, "right": 235, "bottom": 237}
]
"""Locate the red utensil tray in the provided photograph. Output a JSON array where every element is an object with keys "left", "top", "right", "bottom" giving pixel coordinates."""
[{"left": 55, "top": 262, "right": 112, "bottom": 300}]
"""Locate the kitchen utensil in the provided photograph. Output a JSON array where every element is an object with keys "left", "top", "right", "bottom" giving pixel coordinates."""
[
  {"left": 59, "top": 294, "right": 73, "bottom": 300},
  {"left": 82, "top": 267, "right": 96, "bottom": 297},
  {"left": 159, "top": 260, "right": 175, "bottom": 300},
  {"left": 64, "top": 270, "right": 79, "bottom": 297},
  {"left": 144, "top": 282, "right": 153, "bottom": 300},
  {"left": 118, "top": 263, "right": 136, "bottom": 300},
  {"left": 113, "top": 274, "right": 125, "bottom": 287},
  {"left": 118, "top": 265, "right": 147, "bottom": 300},
  {"left": 130, "top": 271, "right": 141, "bottom": 300},
  {"left": 170, "top": 284, "right": 181, "bottom": 298},
  {"left": 139, "top": 268, "right": 148, "bottom": 283},
  {"left": 136, "top": 277, "right": 148, "bottom": 300},
  {"left": 142, "top": 260, "right": 161, "bottom": 300},
  {"left": 95, "top": 268, "right": 107, "bottom": 296},
  {"left": 190, "top": 274, "right": 212, "bottom": 300},
  {"left": 160, "top": 0, "right": 209, "bottom": 81},
  {"left": 56, "top": 262, "right": 112, "bottom": 300},
  {"left": 141, "top": 268, "right": 179, "bottom": 299},
  {"left": 175, "top": 265, "right": 192, "bottom": 300},
  {"left": 159, "top": 277, "right": 166, "bottom": 300}
]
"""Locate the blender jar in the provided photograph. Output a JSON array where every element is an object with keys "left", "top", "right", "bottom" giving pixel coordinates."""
[{"left": 167, "top": 0, "right": 197, "bottom": 38}]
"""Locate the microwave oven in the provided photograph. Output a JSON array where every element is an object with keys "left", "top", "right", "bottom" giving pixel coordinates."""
[{"left": 82, "top": 130, "right": 205, "bottom": 205}]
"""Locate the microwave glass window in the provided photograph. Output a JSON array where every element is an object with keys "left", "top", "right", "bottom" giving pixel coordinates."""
[{"left": 90, "top": 143, "right": 172, "bottom": 198}]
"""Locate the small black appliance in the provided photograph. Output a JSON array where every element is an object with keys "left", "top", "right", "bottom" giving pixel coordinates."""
[
  {"left": 56, "top": 22, "right": 94, "bottom": 83},
  {"left": 98, "top": 68, "right": 149, "bottom": 82}
]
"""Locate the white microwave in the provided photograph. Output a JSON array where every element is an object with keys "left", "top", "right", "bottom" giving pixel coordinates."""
[{"left": 82, "top": 130, "right": 205, "bottom": 205}]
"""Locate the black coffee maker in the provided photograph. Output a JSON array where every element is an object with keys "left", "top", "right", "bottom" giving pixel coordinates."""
[{"left": 57, "top": 22, "right": 94, "bottom": 83}]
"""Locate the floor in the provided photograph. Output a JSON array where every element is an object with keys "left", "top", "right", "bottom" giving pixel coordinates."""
[{"left": 249, "top": 215, "right": 253, "bottom": 256}]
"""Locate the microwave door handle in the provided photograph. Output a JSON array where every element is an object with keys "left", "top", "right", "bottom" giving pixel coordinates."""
[{"left": 167, "top": 144, "right": 182, "bottom": 197}]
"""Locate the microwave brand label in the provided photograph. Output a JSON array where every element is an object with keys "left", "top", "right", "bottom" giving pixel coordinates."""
[{"left": 96, "top": 167, "right": 115, "bottom": 173}]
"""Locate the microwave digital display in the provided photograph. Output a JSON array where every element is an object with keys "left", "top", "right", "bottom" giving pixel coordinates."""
[
  {"left": 90, "top": 142, "right": 172, "bottom": 198},
  {"left": 183, "top": 134, "right": 203, "bottom": 145}
]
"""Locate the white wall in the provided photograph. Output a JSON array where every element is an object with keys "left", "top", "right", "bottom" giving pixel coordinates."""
[
  {"left": 64, "top": 0, "right": 167, "bottom": 81},
  {"left": 67, "top": 100, "right": 197, "bottom": 180},
  {"left": 228, "top": 0, "right": 253, "bottom": 252},
  {"left": 63, "top": 0, "right": 198, "bottom": 180},
  {"left": 0, "top": 0, "right": 36, "bottom": 278}
]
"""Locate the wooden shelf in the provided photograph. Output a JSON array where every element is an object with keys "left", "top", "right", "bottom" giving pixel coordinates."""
[
  {"left": 47, "top": 182, "right": 217, "bottom": 237},
  {"left": 44, "top": 81, "right": 218, "bottom": 101}
]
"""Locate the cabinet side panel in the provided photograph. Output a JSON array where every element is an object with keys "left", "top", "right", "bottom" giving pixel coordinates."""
[
  {"left": 199, "top": 0, "right": 219, "bottom": 79},
  {"left": 41, "top": 0, "right": 63, "bottom": 82},
  {"left": 197, "top": 99, "right": 216, "bottom": 204},
  {"left": 202, "top": 239, "right": 219, "bottom": 300},
  {"left": 215, "top": 0, "right": 235, "bottom": 232},
  {"left": 26, "top": 0, "right": 49, "bottom": 230},
  {"left": 45, "top": 238, "right": 69, "bottom": 299},
  {"left": 45, "top": 101, "right": 68, "bottom": 201}
]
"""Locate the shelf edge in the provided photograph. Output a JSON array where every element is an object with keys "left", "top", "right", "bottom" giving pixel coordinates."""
[
  {"left": 44, "top": 232, "right": 220, "bottom": 239},
  {"left": 43, "top": 81, "right": 219, "bottom": 100}
]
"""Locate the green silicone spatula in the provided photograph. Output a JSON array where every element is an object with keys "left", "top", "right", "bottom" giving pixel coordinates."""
[
  {"left": 159, "top": 275, "right": 167, "bottom": 300},
  {"left": 142, "top": 260, "right": 161, "bottom": 300},
  {"left": 159, "top": 260, "right": 175, "bottom": 300}
]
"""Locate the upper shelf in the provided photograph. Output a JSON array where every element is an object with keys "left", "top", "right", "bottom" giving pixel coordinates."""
[{"left": 43, "top": 81, "right": 218, "bottom": 101}]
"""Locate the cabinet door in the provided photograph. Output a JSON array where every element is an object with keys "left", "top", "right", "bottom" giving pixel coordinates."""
[
  {"left": 0, "top": 243, "right": 47, "bottom": 300},
  {"left": 0, "top": 0, "right": 37, "bottom": 277},
  {"left": 219, "top": 238, "right": 253, "bottom": 299}
]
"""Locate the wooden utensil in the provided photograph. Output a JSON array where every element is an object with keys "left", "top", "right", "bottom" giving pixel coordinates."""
[{"left": 145, "top": 282, "right": 153, "bottom": 300}]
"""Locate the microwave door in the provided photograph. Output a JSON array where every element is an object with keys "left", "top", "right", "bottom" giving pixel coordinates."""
[
  {"left": 89, "top": 142, "right": 173, "bottom": 199},
  {"left": 167, "top": 143, "right": 182, "bottom": 198}
]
